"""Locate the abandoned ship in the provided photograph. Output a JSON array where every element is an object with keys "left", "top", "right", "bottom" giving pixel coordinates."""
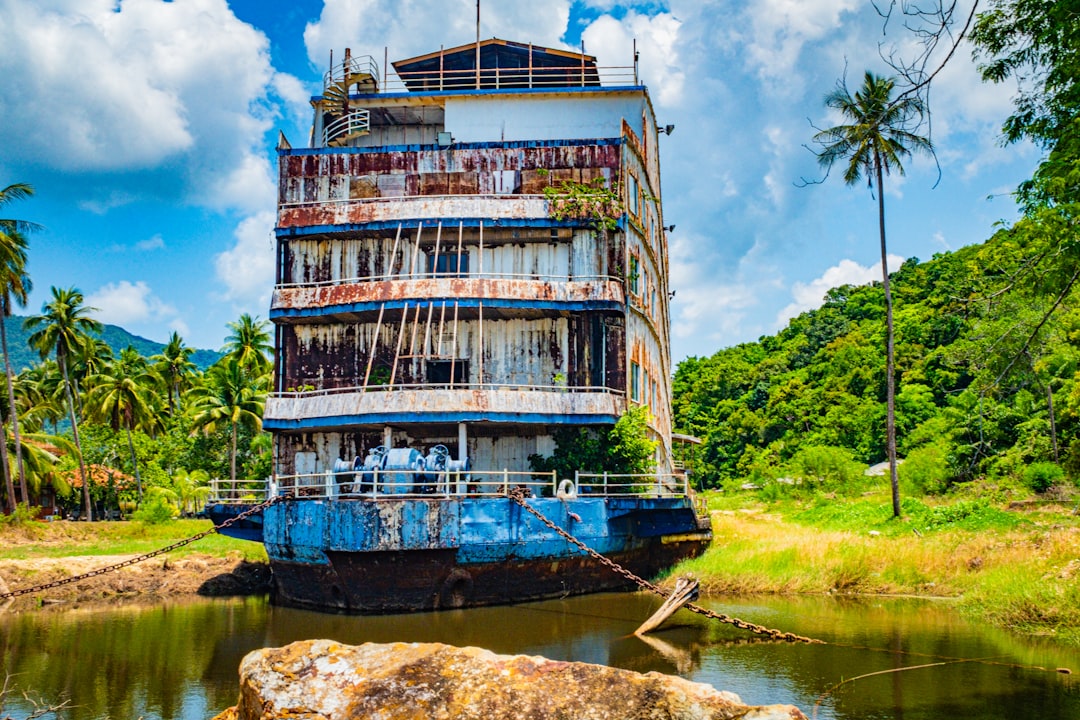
[{"left": 210, "top": 38, "right": 711, "bottom": 613}]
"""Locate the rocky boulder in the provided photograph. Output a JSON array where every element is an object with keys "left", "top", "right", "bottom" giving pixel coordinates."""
[{"left": 213, "top": 639, "right": 806, "bottom": 720}]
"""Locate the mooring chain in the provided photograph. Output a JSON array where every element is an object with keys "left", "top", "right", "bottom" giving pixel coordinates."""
[
  {"left": 506, "top": 488, "right": 822, "bottom": 644},
  {"left": 0, "top": 495, "right": 284, "bottom": 601}
]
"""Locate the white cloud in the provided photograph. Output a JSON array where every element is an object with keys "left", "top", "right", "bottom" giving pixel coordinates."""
[
  {"left": 214, "top": 211, "right": 276, "bottom": 306},
  {"left": 0, "top": 0, "right": 297, "bottom": 213},
  {"left": 87, "top": 280, "right": 178, "bottom": 329},
  {"left": 135, "top": 235, "right": 165, "bottom": 252},
  {"left": 304, "top": 0, "right": 570, "bottom": 72},
  {"left": 581, "top": 11, "right": 684, "bottom": 106},
  {"left": 776, "top": 254, "right": 904, "bottom": 326}
]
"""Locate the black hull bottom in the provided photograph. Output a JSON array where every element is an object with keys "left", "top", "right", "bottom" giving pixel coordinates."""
[{"left": 269, "top": 538, "right": 708, "bottom": 614}]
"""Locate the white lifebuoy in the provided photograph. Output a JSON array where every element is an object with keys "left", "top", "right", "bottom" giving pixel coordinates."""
[{"left": 556, "top": 478, "right": 578, "bottom": 499}]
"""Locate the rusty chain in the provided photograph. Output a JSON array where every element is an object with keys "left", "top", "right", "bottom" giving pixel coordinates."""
[
  {"left": 0, "top": 495, "right": 284, "bottom": 602},
  {"left": 506, "top": 487, "right": 822, "bottom": 644}
]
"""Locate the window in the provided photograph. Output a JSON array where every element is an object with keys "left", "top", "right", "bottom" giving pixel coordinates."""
[
  {"left": 630, "top": 361, "right": 641, "bottom": 402},
  {"left": 426, "top": 360, "right": 469, "bottom": 385},
  {"left": 426, "top": 252, "right": 469, "bottom": 277},
  {"left": 629, "top": 254, "right": 640, "bottom": 295},
  {"left": 627, "top": 174, "right": 640, "bottom": 217}
]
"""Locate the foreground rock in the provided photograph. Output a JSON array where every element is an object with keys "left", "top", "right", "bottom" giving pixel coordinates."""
[{"left": 213, "top": 640, "right": 807, "bottom": 720}]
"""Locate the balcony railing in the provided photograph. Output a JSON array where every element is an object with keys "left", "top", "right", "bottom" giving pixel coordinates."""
[
  {"left": 271, "top": 382, "right": 624, "bottom": 400},
  {"left": 275, "top": 271, "right": 620, "bottom": 290},
  {"left": 208, "top": 469, "right": 690, "bottom": 503}
]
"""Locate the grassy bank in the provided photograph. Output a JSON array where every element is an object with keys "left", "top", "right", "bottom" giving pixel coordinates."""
[
  {"left": 0, "top": 518, "right": 268, "bottom": 563},
  {"left": 672, "top": 484, "right": 1080, "bottom": 644}
]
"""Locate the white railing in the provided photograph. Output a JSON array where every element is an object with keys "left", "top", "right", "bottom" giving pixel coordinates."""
[
  {"left": 276, "top": 272, "right": 619, "bottom": 290},
  {"left": 574, "top": 471, "right": 689, "bottom": 498},
  {"left": 271, "top": 382, "right": 624, "bottom": 399},
  {"left": 323, "top": 109, "right": 370, "bottom": 146},
  {"left": 208, "top": 469, "right": 689, "bottom": 503},
  {"left": 323, "top": 54, "right": 380, "bottom": 91},
  {"left": 208, "top": 478, "right": 270, "bottom": 503},
  {"left": 382, "top": 64, "right": 638, "bottom": 93}
]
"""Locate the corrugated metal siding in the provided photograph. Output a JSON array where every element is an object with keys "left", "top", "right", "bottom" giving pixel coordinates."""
[{"left": 280, "top": 143, "right": 620, "bottom": 206}]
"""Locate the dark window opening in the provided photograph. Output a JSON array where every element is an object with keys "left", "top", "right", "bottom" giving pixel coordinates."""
[
  {"left": 426, "top": 253, "right": 469, "bottom": 277},
  {"left": 427, "top": 360, "right": 469, "bottom": 384}
]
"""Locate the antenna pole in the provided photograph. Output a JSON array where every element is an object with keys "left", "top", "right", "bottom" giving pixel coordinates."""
[{"left": 475, "top": 0, "right": 481, "bottom": 88}]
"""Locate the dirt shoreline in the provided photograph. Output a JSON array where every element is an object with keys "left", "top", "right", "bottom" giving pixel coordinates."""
[{"left": 0, "top": 553, "right": 271, "bottom": 612}]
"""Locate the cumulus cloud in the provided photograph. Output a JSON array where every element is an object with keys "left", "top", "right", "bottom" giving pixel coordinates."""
[
  {"left": 214, "top": 211, "right": 277, "bottom": 307},
  {"left": 0, "top": 0, "right": 299, "bottom": 212},
  {"left": 304, "top": 0, "right": 570, "bottom": 71},
  {"left": 87, "top": 280, "right": 179, "bottom": 331},
  {"left": 776, "top": 255, "right": 905, "bottom": 327},
  {"left": 581, "top": 11, "right": 684, "bottom": 106}
]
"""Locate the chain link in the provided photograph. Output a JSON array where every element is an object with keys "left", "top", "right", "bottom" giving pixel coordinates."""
[
  {"left": 506, "top": 488, "right": 822, "bottom": 644},
  {"left": 0, "top": 496, "right": 283, "bottom": 601}
]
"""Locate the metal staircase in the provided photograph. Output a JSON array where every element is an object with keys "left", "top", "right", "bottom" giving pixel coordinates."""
[{"left": 320, "top": 50, "right": 379, "bottom": 147}]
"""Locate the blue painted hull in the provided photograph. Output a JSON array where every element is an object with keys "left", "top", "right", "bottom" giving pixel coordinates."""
[{"left": 220, "top": 495, "right": 710, "bottom": 613}]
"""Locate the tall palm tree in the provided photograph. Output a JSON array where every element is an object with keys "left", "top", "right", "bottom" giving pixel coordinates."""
[
  {"left": 25, "top": 287, "right": 102, "bottom": 520},
  {"left": 222, "top": 314, "right": 272, "bottom": 374},
  {"left": 84, "top": 347, "right": 159, "bottom": 503},
  {"left": 813, "top": 71, "right": 933, "bottom": 518},
  {"left": 189, "top": 357, "right": 267, "bottom": 483},
  {"left": 152, "top": 331, "right": 196, "bottom": 415},
  {"left": 0, "top": 182, "right": 39, "bottom": 510}
]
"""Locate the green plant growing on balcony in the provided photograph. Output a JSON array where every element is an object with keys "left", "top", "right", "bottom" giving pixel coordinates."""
[{"left": 543, "top": 176, "right": 623, "bottom": 232}]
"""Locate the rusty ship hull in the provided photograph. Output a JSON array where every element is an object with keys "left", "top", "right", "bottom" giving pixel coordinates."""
[{"left": 261, "top": 496, "right": 710, "bottom": 613}]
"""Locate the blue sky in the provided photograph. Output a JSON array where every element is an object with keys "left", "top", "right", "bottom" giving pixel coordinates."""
[{"left": 0, "top": 0, "right": 1038, "bottom": 361}]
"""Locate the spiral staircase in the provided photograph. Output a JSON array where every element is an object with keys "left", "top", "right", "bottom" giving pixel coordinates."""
[{"left": 320, "top": 51, "right": 379, "bottom": 147}]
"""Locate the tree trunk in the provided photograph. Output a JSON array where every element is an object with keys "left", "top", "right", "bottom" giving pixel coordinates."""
[
  {"left": 0, "top": 408, "right": 13, "bottom": 513},
  {"left": 61, "top": 353, "right": 93, "bottom": 521},
  {"left": 126, "top": 421, "right": 143, "bottom": 503},
  {"left": 876, "top": 151, "right": 901, "bottom": 519},
  {"left": 230, "top": 420, "right": 238, "bottom": 482},
  {"left": 0, "top": 301, "right": 26, "bottom": 502}
]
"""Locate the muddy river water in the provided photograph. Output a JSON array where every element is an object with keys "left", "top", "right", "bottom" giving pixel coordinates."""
[{"left": 1, "top": 592, "right": 1078, "bottom": 719}]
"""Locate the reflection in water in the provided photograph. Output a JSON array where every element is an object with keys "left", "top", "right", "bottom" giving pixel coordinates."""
[{"left": 0, "top": 593, "right": 1077, "bottom": 720}]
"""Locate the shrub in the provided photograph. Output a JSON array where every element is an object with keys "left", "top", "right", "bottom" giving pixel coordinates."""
[
  {"left": 131, "top": 497, "right": 177, "bottom": 525},
  {"left": 899, "top": 442, "right": 951, "bottom": 495},
  {"left": 0, "top": 502, "right": 37, "bottom": 526},
  {"left": 786, "top": 445, "right": 865, "bottom": 491},
  {"left": 1022, "top": 462, "right": 1065, "bottom": 493}
]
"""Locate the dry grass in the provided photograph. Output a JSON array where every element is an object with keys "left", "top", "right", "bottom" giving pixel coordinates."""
[{"left": 673, "top": 504, "right": 1080, "bottom": 642}]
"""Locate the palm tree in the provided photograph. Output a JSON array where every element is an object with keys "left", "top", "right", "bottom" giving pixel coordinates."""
[
  {"left": 0, "top": 182, "right": 39, "bottom": 510},
  {"left": 813, "top": 71, "right": 933, "bottom": 518},
  {"left": 222, "top": 314, "right": 272, "bottom": 374},
  {"left": 25, "top": 287, "right": 103, "bottom": 520},
  {"left": 152, "top": 331, "right": 196, "bottom": 415},
  {"left": 84, "top": 347, "right": 159, "bottom": 503},
  {"left": 189, "top": 357, "right": 267, "bottom": 483}
]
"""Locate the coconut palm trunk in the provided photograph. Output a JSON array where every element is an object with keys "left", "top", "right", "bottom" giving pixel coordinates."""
[
  {"left": 60, "top": 353, "right": 92, "bottom": 520},
  {"left": 876, "top": 151, "right": 900, "bottom": 518},
  {"left": 1, "top": 299, "right": 27, "bottom": 503}
]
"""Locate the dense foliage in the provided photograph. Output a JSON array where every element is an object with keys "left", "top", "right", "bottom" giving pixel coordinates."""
[
  {"left": 672, "top": 238, "right": 1080, "bottom": 489},
  {"left": 671, "top": 0, "right": 1080, "bottom": 495}
]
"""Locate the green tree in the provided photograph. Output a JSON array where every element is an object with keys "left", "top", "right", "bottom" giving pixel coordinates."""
[
  {"left": 0, "top": 182, "right": 38, "bottom": 510},
  {"left": 25, "top": 287, "right": 102, "bottom": 519},
  {"left": 152, "top": 331, "right": 196, "bottom": 415},
  {"left": 189, "top": 357, "right": 267, "bottom": 483},
  {"left": 812, "top": 71, "right": 933, "bottom": 518},
  {"left": 84, "top": 347, "right": 160, "bottom": 503},
  {"left": 222, "top": 314, "right": 272, "bottom": 374}
]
